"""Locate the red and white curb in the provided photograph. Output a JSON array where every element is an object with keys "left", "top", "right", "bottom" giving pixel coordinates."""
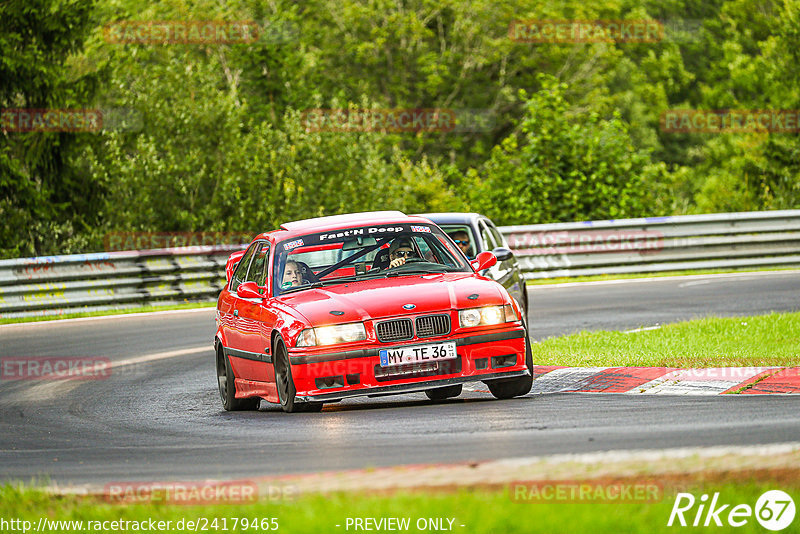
[{"left": 527, "top": 366, "right": 800, "bottom": 395}]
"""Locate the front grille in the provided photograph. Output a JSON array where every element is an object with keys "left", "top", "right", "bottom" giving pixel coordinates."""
[
  {"left": 415, "top": 314, "right": 451, "bottom": 338},
  {"left": 376, "top": 318, "right": 413, "bottom": 342}
]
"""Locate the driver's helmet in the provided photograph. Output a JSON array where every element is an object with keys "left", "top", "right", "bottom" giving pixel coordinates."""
[{"left": 388, "top": 236, "right": 418, "bottom": 260}]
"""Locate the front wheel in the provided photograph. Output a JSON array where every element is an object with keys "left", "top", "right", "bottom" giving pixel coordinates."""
[
  {"left": 485, "top": 327, "right": 533, "bottom": 400},
  {"left": 217, "top": 346, "right": 260, "bottom": 411},
  {"left": 274, "top": 339, "right": 323, "bottom": 413}
]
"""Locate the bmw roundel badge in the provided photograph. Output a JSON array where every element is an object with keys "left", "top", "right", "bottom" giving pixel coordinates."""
[{"left": 402, "top": 303, "right": 416, "bottom": 310}]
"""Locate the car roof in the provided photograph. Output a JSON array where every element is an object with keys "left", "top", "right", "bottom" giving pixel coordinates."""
[
  {"left": 416, "top": 212, "right": 486, "bottom": 225},
  {"left": 281, "top": 211, "right": 406, "bottom": 232},
  {"left": 261, "top": 211, "right": 436, "bottom": 240}
]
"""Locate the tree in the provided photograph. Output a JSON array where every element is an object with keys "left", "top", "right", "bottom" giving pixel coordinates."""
[
  {"left": 0, "top": 0, "right": 99, "bottom": 257},
  {"left": 469, "top": 76, "right": 659, "bottom": 224}
]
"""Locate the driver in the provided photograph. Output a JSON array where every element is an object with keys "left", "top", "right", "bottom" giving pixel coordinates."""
[
  {"left": 450, "top": 230, "right": 473, "bottom": 258},
  {"left": 281, "top": 260, "right": 305, "bottom": 288},
  {"left": 387, "top": 237, "right": 418, "bottom": 268}
]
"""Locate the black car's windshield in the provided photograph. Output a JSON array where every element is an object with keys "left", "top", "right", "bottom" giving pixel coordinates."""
[{"left": 273, "top": 223, "right": 469, "bottom": 295}]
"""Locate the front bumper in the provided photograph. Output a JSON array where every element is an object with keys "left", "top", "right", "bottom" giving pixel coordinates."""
[{"left": 289, "top": 328, "right": 528, "bottom": 402}]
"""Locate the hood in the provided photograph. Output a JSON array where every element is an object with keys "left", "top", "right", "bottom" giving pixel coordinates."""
[{"left": 276, "top": 273, "right": 506, "bottom": 326}]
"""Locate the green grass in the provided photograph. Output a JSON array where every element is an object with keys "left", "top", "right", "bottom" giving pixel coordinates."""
[
  {"left": 531, "top": 311, "right": 800, "bottom": 367},
  {"left": 1, "top": 481, "right": 796, "bottom": 533},
  {"left": 0, "top": 301, "right": 215, "bottom": 325},
  {"left": 526, "top": 266, "right": 800, "bottom": 285}
]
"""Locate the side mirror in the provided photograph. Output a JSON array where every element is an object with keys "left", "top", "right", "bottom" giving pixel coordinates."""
[
  {"left": 236, "top": 281, "right": 265, "bottom": 299},
  {"left": 492, "top": 247, "right": 513, "bottom": 262},
  {"left": 471, "top": 251, "right": 497, "bottom": 271}
]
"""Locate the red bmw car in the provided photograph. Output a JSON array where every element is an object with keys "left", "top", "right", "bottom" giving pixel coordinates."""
[{"left": 215, "top": 211, "right": 532, "bottom": 413}]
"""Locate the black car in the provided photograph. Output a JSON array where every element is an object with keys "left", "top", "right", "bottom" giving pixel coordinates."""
[{"left": 419, "top": 212, "right": 528, "bottom": 317}]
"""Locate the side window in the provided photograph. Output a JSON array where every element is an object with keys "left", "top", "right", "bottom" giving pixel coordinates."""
[
  {"left": 485, "top": 220, "right": 507, "bottom": 248},
  {"left": 412, "top": 236, "right": 435, "bottom": 263},
  {"left": 248, "top": 244, "right": 270, "bottom": 288},
  {"left": 478, "top": 220, "right": 497, "bottom": 251},
  {"left": 230, "top": 242, "right": 259, "bottom": 293}
]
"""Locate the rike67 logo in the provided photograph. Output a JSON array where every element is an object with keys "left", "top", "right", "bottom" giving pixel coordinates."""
[{"left": 668, "top": 490, "right": 795, "bottom": 530}]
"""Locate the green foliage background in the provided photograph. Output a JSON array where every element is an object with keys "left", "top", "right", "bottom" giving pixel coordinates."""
[{"left": 2, "top": 0, "right": 799, "bottom": 257}]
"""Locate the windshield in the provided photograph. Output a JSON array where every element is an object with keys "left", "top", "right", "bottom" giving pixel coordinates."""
[{"left": 273, "top": 223, "right": 470, "bottom": 295}]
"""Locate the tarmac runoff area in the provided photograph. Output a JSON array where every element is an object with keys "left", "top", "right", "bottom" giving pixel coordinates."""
[{"left": 53, "top": 443, "right": 800, "bottom": 499}]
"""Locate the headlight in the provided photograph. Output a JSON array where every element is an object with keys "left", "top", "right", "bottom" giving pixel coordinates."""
[
  {"left": 459, "top": 305, "right": 516, "bottom": 328},
  {"left": 296, "top": 322, "right": 367, "bottom": 347}
]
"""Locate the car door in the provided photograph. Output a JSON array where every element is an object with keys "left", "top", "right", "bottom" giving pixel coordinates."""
[
  {"left": 246, "top": 241, "right": 278, "bottom": 384},
  {"left": 229, "top": 241, "right": 273, "bottom": 383},
  {"left": 221, "top": 241, "right": 259, "bottom": 353}
]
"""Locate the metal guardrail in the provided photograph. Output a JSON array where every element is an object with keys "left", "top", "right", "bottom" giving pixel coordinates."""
[
  {"left": 0, "top": 246, "right": 243, "bottom": 319},
  {"left": 3, "top": 211, "right": 799, "bottom": 318},
  {"left": 499, "top": 210, "right": 800, "bottom": 279}
]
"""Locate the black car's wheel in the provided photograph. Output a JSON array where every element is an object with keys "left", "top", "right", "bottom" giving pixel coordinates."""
[
  {"left": 425, "top": 384, "right": 462, "bottom": 401},
  {"left": 217, "top": 346, "right": 260, "bottom": 411},
  {"left": 485, "top": 325, "right": 534, "bottom": 400},
  {"left": 274, "top": 338, "right": 323, "bottom": 413}
]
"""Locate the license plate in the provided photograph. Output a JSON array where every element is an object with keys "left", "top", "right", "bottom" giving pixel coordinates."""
[{"left": 379, "top": 342, "right": 457, "bottom": 367}]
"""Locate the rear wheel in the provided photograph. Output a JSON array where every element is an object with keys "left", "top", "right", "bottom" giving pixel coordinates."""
[
  {"left": 274, "top": 339, "right": 323, "bottom": 413},
  {"left": 425, "top": 384, "right": 462, "bottom": 401},
  {"left": 217, "top": 346, "right": 260, "bottom": 411},
  {"left": 485, "top": 324, "right": 533, "bottom": 400}
]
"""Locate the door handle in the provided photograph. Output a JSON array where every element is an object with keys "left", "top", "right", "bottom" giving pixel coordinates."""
[{"left": 233, "top": 309, "right": 239, "bottom": 317}]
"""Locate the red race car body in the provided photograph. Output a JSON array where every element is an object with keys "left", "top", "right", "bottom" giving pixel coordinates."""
[{"left": 214, "top": 211, "right": 532, "bottom": 412}]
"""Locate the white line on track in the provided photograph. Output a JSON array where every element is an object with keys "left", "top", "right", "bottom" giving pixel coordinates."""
[
  {"left": 527, "top": 269, "right": 800, "bottom": 289},
  {"left": 679, "top": 279, "right": 712, "bottom": 287},
  {"left": 111, "top": 345, "right": 210, "bottom": 370},
  {"left": 622, "top": 325, "right": 663, "bottom": 334},
  {"left": 0, "top": 346, "right": 210, "bottom": 402},
  {"left": 0, "top": 307, "right": 215, "bottom": 330}
]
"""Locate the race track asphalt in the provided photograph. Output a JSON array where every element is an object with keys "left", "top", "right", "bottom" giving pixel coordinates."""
[{"left": 1, "top": 271, "right": 798, "bottom": 485}]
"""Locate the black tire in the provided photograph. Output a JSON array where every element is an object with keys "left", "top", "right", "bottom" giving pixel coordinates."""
[
  {"left": 425, "top": 384, "right": 462, "bottom": 401},
  {"left": 485, "top": 325, "right": 534, "bottom": 400},
  {"left": 217, "top": 346, "right": 260, "bottom": 411},
  {"left": 274, "top": 338, "right": 323, "bottom": 413}
]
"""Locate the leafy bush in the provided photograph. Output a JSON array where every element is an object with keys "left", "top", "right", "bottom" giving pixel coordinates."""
[{"left": 468, "top": 76, "right": 659, "bottom": 225}]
